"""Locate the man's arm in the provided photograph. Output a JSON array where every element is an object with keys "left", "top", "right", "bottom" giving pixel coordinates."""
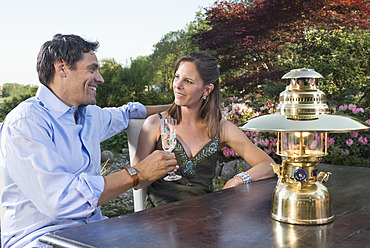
[
  {"left": 97, "top": 150, "right": 177, "bottom": 206},
  {"left": 145, "top": 104, "right": 171, "bottom": 117}
]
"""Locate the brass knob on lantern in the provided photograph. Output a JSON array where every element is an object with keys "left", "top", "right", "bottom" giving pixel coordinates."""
[{"left": 317, "top": 172, "right": 332, "bottom": 183}]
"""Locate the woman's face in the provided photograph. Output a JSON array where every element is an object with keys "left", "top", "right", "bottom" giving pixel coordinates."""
[{"left": 173, "top": 61, "right": 207, "bottom": 109}]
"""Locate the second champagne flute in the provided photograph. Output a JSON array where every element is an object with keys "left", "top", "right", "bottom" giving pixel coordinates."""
[{"left": 161, "top": 118, "right": 182, "bottom": 181}]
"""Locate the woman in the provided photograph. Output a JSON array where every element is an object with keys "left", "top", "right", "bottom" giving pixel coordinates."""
[{"left": 133, "top": 52, "right": 275, "bottom": 208}]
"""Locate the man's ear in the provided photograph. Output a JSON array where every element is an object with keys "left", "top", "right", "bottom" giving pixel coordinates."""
[{"left": 54, "top": 60, "right": 67, "bottom": 77}]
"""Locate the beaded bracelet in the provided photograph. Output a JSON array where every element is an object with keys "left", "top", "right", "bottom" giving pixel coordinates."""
[{"left": 234, "top": 172, "right": 252, "bottom": 184}]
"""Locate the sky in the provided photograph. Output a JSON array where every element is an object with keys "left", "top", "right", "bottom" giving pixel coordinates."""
[{"left": 0, "top": 0, "right": 216, "bottom": 86}]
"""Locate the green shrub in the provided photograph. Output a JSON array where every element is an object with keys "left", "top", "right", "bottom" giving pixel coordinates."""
[{"left": 100, "top": 131, "right": 128, "bottom": 156}]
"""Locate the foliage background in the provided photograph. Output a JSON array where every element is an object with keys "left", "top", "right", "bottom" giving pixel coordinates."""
[{"left": 1, "top": 0, "right": 369, "bottom": 165}]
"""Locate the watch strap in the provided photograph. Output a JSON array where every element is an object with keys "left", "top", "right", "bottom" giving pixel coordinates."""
[{"left": 125, "top": 167, "right": 139, "bottom": 187}]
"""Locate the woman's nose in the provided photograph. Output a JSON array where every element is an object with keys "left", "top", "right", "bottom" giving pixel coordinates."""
[{"left": 174, "top": 80, "right": 184, "bottom": 89}]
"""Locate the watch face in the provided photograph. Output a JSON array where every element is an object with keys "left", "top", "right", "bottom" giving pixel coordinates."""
[{"left": 127, "top": 167, "right": 137, "bottom": 175}]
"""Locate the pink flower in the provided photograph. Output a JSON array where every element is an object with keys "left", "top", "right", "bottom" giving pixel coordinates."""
[
  {"left": 352, "top": 108, "right": 364, "bottom": 114},
  {"left": 222, "top": 147, "right": 239, "bottom": 157},
  {"left": 346, "top": 139, "right": 354, "bottom": 147},
  {"left": 222, "top": 148, "right": 231, "bottom": 157},
  {"left": 350, "top": 132, "right": 359, "bottom": 138},
  {"left": 348, "top": 104, "right": 356, "bottom": 111},
  {"left": 365, "top": 119, "right": 370, "bottom": 125},
  {"left": 264, "top": 148, "right": 272, "bottom": 154},
  {"left": 339, "top": 105, "right": 348, "bottom": 111},
  {"left": 310, "top": 140, "right": 318, "bottom": 149},
  {"left": 358, "top": 136, "right": 368, "bottom": 145},
  {"left": 260, "top": 106, "right": 268, "bottom": 111},
  {"left": 341, "top": 149, "right": 350, "bottom": 155},
  {"left": 327, "top": 137, "right": 335, "bottom": 145}
]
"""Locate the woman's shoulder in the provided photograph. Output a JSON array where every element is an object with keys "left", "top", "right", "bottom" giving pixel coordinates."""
[
  {"left": 219, "top": 117, "right": 235, "bottom": 129},
  {"left": 218, "top": 118, "right": 244, "bottom": 143},
  {"left": 144, "top": 113, "right": 161, "bottom": 126},
  {"left": 144, "top": 111, "right": 171, "bottom": 127}
]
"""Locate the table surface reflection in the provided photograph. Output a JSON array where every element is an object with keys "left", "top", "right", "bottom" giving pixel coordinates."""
[{"left": 40, "top": 164, "right": 370, "bottom": 248}]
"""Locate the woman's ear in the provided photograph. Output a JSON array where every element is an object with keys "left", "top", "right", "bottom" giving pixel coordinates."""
[{"left": 205, "top": 83, "right": 214, "bottom": 95}]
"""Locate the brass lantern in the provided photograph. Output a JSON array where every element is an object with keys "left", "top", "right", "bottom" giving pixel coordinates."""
[{"left": 241, "top": 68, "right": 369, "bottom": 225}]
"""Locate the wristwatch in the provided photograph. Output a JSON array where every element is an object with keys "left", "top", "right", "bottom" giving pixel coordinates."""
[{"left": 125, "top": 167, "right": 139, "bottom": 187}]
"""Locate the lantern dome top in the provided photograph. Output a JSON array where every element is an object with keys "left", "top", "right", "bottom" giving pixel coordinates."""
[
  {"left": 282, "top": 68, "right": 323, "bottom": 79},
  {"left": 241, "top": 68, "right": 369, "bottom": 133}
]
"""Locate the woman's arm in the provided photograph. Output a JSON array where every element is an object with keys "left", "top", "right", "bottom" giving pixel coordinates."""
[
  {"left": 133, "top": 114, "right": 160, "bottom": 165},
  {"left": 145, "top": 105, "right": 171, "bottom": 117},
  {"left": 219, "top": 119, "right": 275, "bottom": 189},
  {"left": 132, "top": 113, "right": 178, "bottom": 189}
]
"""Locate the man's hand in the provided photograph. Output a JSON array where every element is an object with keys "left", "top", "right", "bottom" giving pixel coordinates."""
[{"left": 134, "top": 150, "right": 178, "bottom": 189}]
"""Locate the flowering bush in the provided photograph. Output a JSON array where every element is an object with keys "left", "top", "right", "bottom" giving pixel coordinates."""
[
  {"left": 221, "top": 98, "right": 370, "bottom": 168},
  {"left": 221, "top": 97, "right": 280, "bottom": 163},
  {"left": 322, "top": 104, "right": 370, "bottom": 167}
]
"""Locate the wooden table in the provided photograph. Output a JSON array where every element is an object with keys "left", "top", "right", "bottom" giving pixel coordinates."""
[{"left": 40, "top": 164, "right": 370, "bottom": 248}]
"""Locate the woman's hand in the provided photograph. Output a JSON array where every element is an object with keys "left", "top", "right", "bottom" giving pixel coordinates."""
[{"left": 223, "top": 176, "right": 244, "bottom": 189}]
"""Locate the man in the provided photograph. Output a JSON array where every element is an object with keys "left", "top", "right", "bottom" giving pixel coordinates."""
[{"left": 0, "top": 34, "right": 177, "bottom": 247}]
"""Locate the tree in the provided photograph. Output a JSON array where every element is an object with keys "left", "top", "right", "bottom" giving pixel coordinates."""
[
  {"left": 96, "top": 58, "right": 154, "bottom": 107},
  {"left": 97, "top": 57, "right": 172, "bottom": 107},
  {"left": 196, "top": 0, "right": 370, "bottom": 97},
  {"left": 128, "top": 56, "right": 155, "bottom": 101},
  {"left": 277, "top": 28, "right": 369, "bottom": 107},
  {"left": 0, "top": 86, "right": 38, "bottom": 122},
  {"left": 1, "top": 83, "right": 38, "bottom": 98},
  {"left": 96, "top": 59, "right": 127, "bottom": 107},
  {"left": 150, "top": 21, "right": 202, "bottom": 93}
]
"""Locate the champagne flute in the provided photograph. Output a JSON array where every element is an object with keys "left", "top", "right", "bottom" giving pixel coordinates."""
[{"left": 161, "top": 118, "right": 182, "bottom": 181}]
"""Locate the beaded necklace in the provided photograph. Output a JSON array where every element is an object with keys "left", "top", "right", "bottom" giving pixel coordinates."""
[{"left": 175, "top": 132, "right": 219, "bottom": 177}]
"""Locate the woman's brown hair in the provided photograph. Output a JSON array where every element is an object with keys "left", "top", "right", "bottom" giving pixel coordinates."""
[{"left": 168, "top": 52, "right": 221, "bottom": 138}]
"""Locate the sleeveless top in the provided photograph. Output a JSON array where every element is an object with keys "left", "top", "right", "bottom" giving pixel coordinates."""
[{"left": 145, "top": 114, "right": 220, "bottom": 209}]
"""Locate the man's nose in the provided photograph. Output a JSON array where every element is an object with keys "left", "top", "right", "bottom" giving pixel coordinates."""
[{"left": 96, "top": 72, "right": 104, "bottom": 84}]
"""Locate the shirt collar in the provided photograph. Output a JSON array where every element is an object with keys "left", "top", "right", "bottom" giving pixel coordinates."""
[{"left": 35, "top": 84, "right": 76, "bottom": 119}]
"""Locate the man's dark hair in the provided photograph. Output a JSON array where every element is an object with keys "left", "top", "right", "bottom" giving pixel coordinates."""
[{"left": 36, "top": 34, "right": 99, "bottom": 85}]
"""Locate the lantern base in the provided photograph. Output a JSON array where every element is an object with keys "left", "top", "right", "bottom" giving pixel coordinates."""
[{"left": 270, "top": 182, "right": 334, "bottom": 225}]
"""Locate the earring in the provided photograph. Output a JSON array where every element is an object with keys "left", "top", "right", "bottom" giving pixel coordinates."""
[{"left": 202, "top": 95, "right": 207, "bottom": 100}]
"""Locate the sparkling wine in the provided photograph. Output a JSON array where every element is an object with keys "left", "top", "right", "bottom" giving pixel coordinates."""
[
  {"left": 161, "top": 133, "right": 176, "bottom": 152},
  {"left": 161, "top": 117, "right": 181, "bottom": 181}
]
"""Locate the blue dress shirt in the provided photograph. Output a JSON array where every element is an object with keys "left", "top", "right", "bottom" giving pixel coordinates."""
[{"left": 0, "top": 84, "right": 146, "bottom": 247}]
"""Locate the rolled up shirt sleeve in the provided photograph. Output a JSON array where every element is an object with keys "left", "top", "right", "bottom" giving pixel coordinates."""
[
  {"left": 94, "top": 102, "right": 147, "bottom": 142},
  {"left": 2, "top": 101, "right": 145, "bottom": 220},
  {"left": 0, "top": 86, "right": 148, "bottom": 247}
]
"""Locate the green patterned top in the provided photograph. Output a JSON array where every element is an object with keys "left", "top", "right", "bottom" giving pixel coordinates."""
[{"left": 145, "top": 132, "right": 220, "bottom": 208}]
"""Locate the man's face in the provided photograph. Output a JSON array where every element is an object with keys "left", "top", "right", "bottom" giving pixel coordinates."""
[{"left": 64, "top": 51, "right": 104, "bottom": 107}]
